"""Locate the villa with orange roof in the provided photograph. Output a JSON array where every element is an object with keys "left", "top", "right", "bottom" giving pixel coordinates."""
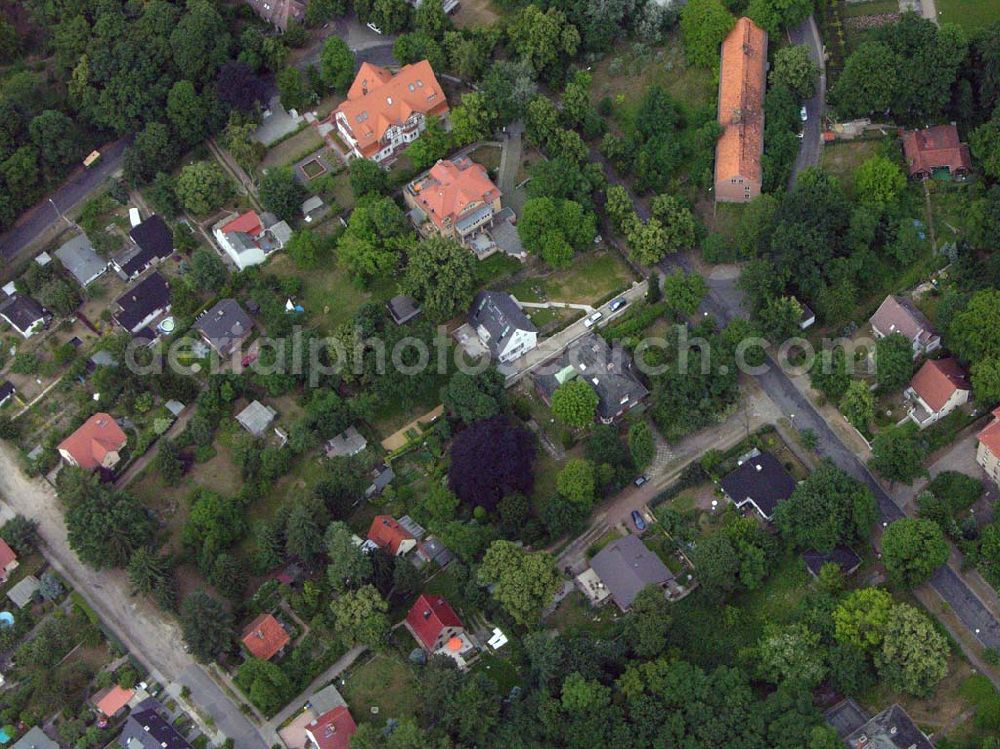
[
  {"left": 58, "top": 413, "right": 127, "bottom": 472},
  {"left": 905, "top": 358, "right": 970, "bottom": 429},
  {"left": 977, "top": 408, "right": 1000, "bottom": 485},
  {"left": 404, "top": 157, "right": 502, "bottom": 245},
  {"left": 330, "top": 60, "right": 449, "bottom": 164},
  {"left": 367, "top": 515, "right": 417, "bottom": 557},
  {"left": 404, "top": 593, "right": 478, "bottom": 669},
  {"left": 714, "top": 17, "right": 767, "bottom": 203},
  {"left": 241, "top": 613, "right": 290, "bottom": 661}
]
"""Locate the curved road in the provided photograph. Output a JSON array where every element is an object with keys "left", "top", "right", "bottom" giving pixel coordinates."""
[{"left": 0, "top": 137, "right": 129, "bottom": 264}]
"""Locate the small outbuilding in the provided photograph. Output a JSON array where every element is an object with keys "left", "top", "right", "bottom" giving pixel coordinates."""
[{"left": 236, "top": 400, "right": 277, "bottom": 437}]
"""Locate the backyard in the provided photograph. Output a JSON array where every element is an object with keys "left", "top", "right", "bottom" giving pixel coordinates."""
[
  {"left": 341, "top": 654, "right": 422, "bottom": 727},
  {"left": 821, "top": 138, "right": 887, "bottom": 197},
  {"left": 505, "top": 250, "right": 636, "bottom": 306},
  {"left": 937, "top": 0, "right": 1000, "bottom": 30}
]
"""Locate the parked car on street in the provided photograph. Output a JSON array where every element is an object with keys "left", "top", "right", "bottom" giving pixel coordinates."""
[
  {"left": 584, "top": 311, "right": 604, "bottom": 328},
  {"left": 634, "top": 474, "right": 648, "bottom": 487},
  {"left": 631, "top": 510, "right": 647, "bottom": 531},
  {"left": 609, "top": 297, "right": 628, "bottom": 313}
]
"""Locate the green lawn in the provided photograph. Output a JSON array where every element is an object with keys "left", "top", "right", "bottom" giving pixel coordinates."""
[
  {"left": 545, "top": 591, "right": 622, "bottom": 637},
  {"left": 841, "top": 0, "right": 900, "bottom": 17},
  {"left": 342, "top": 654, "right": 422, "bottom": 726},
  {"left": 471, "top": 653, "right": 522, "bottom": 694},
  {"left": 821, "top": 139, "right": 886, "bottom": 197},
  {"left": 938, "top": 0, "right": 1000, "bottom": 30},
  {"left": 506, "top": 251, "right": 635, "bottom": 306}
]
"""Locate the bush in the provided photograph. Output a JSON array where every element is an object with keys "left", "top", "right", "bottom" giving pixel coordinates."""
[{"left": 927, "top": 471, "right": 982, "bottom": 514}]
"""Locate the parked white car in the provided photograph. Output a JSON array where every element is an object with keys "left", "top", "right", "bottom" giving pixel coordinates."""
[
  {"left": 366, "top": 21, "right": 383, "bottom": 34},
  {"left": 584, "top": 311, "right": 604, "bottom": 328}
]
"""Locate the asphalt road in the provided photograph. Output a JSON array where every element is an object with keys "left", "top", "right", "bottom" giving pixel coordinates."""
[
  {"left": 787, "top": 16, "right": 826, "bottom": 189},
  {"left": 0, "top": 137, "right": 129, "bottom": 263},
  {"left": 662, "top": 251, "right": 1000, "bottom": 650}
]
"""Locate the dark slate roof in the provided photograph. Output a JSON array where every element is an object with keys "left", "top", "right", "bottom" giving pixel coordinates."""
[
  {"left": 0, "top": 293, "right": 47, "bottom": 333},
  {"left": 534, "top": 334, "right": 649, "bottom": 422},
  {"left": 469, "top": 291, "right": 536, "bottom": 357},
  {"left": 589, "top": 534, "right": 673, "bottom": 610},
  {"left": 843, "top": 704, "right": 933, "bottom": 749},
  {"left": 115, "top": 215, "right": 174, "bottom": 277},
  {"left": 193, "top": 299, "right": 253, "bottom": 356},
  {"left": 387, "top": 295, "right": 421, "bottom": 325},
  {"left": 115, "top": 273, "right": 171, "bottom": 332},
  {"left": 824, "top": 699, "right": 870, "bottom": 739},
  {"left": 719, "top": 451, "right": 797, "bottom": 520},
  {"left": 803, "top": 546, "right": 862, "bottom": 578},
  {"left": 119, "top": 700, "right": 194, "bottom": 749},
  {"left": 0, "top": 381, "right": 14, "bottom": 403}
]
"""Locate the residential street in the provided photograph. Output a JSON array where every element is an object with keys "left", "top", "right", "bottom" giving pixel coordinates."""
[
  {"left": 787, "top": 15, "right": 826, "bottom": 188},
  {"left": 0, "top": 137, "right": 129, "bottom": 266},
  {"left": 0, "top": 442, "right": 268, "bottom": 749}
]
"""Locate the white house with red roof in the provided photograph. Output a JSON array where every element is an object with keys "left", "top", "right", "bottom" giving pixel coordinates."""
[
  {"left": 58, "top": 413, "right": 128, "bottom": 472},
  {"left": 905, "top": 358, "right": 970, "bottom": 429},
  {"left": 366, "top": 516, "right": 417, "bottom": 557},
  {"left": 405, "top": 593, "right": 478, "bottom": 668},
  {"left": 977, "top": 408, "right": 1000, "bottom": 485},
  {"left": 304, "top": 705, "right": 357, "bottom": 749},
  {"left": 212, "top": 211, "right": 292, "bottom": 271},
  {"left": 0, "top": 539, "right": 18, "bottom": 583},
  {"left": 404, "top": 157, "right": 502, "bottom": 245},
  {"left": 330, "top": 60, "right": 449, "bottom": 164}
]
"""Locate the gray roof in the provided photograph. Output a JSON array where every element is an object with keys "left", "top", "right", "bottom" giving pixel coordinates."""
[
  {"left": 114, "top": 272, "right": 171, "bottom": 333},
  {"left": 589, "top": 534, "right": 673, "bottom": 610},
  {"left": 10, "top": 727, "right": 59, "bottom": 749},
  {"left": 0, "top": 294, "right": 47, "bottom": 334},
  {"left": 269, "top": 220, "right": 293, "bottom": 247},
  {"left": 302, "top": 195, "right": 325, "bottom": 215},
  {"left": 824, "top": 699, "right": 870, "bottom": 739},
  {"left": 236, "top": 400, "right": 277, "bottom": 437},
  {"left": 55, "top": 234, "right": 108, "bottom": 286},
  {"left": 7, "top": 574, "right": 40, "bottom": 608},
  {"left": 325, "top": 425, "right": 367, "bottom": 457},
  {"left": 193, "top": 299, "right": 253, "bottom": 356},
  {"left": 803, "top": 546, "right": 862, "bottom": 578},
  {"left": 844, "top": 704, "right": 933, "bottom": 749},
  {"left": 397, "top": 515, "right": 426, "bottom": 540},
  {"left": 90, "top": 350, "right": 117, "bottom": 368},
  {"left": 307, "top": 684, "right": 347, "bottom": 716},
  {"left": 119, "top": 699, "right": 193, "bottom": 749},
  {"left": 0, "top": 381, "right": 14, "bottom": 403},
  {"left": 164, "top": 400, "right": 185, "bottom": 417},
  {"left": 534, "top": 334, "right": 649, "bottom": 422},
  {"left": 418, "top": 536, "right": 452, "bottom": 567},
  {"left": 387, "top": 295, "right": 421, "bottom": 325},
  {"left": 719, "top": 451, "right": 797, "bottom": 520},
  {"left": 469, "top": 292, "right": 536, "bottom": 358},
  {"left": 365, "top": 464, "right": 395, "bottom": 498}
]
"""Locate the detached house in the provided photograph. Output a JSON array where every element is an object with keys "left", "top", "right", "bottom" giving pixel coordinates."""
[
  {"left": 113, "top": 273, "right": 171, "bottom": 337},
  {"left": 112, "top": 215, "right": 174, "bottom": 280},
  {"left": 330, "top": 60, "right": 449, "bottom": 164},
  {"left": 213, "top": 211, "right": 292, "bottom": 271},
  {"left": 902, "top": 124, "right": 973, "bottom": 180},
  {"left": 405, "top": 593, "right": 477, "bottom": 668},
  {"left": 587, "top": 534, "right": 674, "bottom": 611},
  {"left": 367, "top": 515, "right": 416, "bottom": 556},
  {"left": 977, "top": 407, "right": 1000, "bottom": 485},
  {"left": 244, "top": 0, "right": 304, "bottom": 31},
  {"left": 0, "top": 539, "right": 19, "bottom": 583},
  {"left": 55, "top": 234, "right": 108, "bottom": 287},
  {"left": 870, "top": 295, "right": 941, "bottom": 358},
  {"left": 193, "top": 299, "right": 254, "bottom": 357},
  {"left": 404, "top": 157, "right": 502, "bottom": 245},
  {"left": 58, "top": 412, "right": 128, "bottom": 472},
  {"left": 720, "top": 449, "right": 797, "bottom": 522},
  {"left": 241, "top": 613, "right": 290, "bottom": 661},
  {"left": 0, "top": 293, "right": 49, "bottom": 338},
  {"left": 715, "top": 17, "right": 768, "bottom": 203},
  {"left": 305, "top": 705, "right": 357, "bottom": 749},
  {"left": 905, "top": 358, "right": 970, "bottom": 429},
  {"left": 119, "top": 699, "right": 194, "bottom": 749},
  {"left": 468, "top": 291, "right": 537, "bottom": 364}
]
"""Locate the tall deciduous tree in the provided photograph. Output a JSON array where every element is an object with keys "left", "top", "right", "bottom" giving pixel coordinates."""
[
  {"left": 680, "top": 0, "right": 735, "bottom": 68},
  {"left": 329, "top": 584, "right": 390, "bottom": 648},
  {"left": 401, "top": 237, "right": 477, "bottom": 322},
  {"left": 551, "top": 379, "right": 599, "bottom": 428},
  {"left": 448, "top": 416, "right": 536, "bottom": 511},
  {"left": 320, "top": 36, "right": 356, "bottom": 93},
  {"left": 260, "top": 167, "right": 305, "bottom": 222},
  {"left": 769, "top": 44, "right": 820, "bottom": 99},
  {"left": 869, "top": 424, "right": 927, "bottom": 485},
  {"left": 875, "top": 603, "right": 949, "bottom": 697},
  {"left": 881, "top": 518, "right": 949, "bottom": 588},
  {"left": 478, "top": 540, "right": 560, "bottom": 626}
]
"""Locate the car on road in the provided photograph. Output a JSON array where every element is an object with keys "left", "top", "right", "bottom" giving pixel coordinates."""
[
  {"left": 366, "top": 22, "right": 383, "bottom": 33},
  {"left": 800, "top": 105, "right": 808, "bottom": 122},
  {"left": 609, "top": 297, "right": 628, "bottom": 313},
  {"left": 584, "top": 311, "right": 603, "bottom": 328},
  {"left": 634, "top": 474, "right": 648, "bottom": 487},
  {"left": 631, "top": 510, "right": 647, "bottom": 531}
]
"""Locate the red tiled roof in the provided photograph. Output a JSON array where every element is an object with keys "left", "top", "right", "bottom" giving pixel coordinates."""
[
  {"left": 92, "top": 684, "right": 134, "bottom": 717},
  {"left": 306, "top": 706, "right": 357, "bottom": 749},
  {"left": 909, "top": 358, "right": 969, "bottom": 413},
  {"left": 902, "top": 124, "right": 973, "bottom": 177},
  {"left": 367, "top": 515, "right": 414, "bottom": 555},
  {"left": 333, "top": 60, "right": 449, "bottom": 158},
  {"left": 405, "top": 593, "right": 463, "bottom": 650},
  {"left": 0, "top": 539, "right": 17, "bottom": 570},
  {"left": 978, "top": 407, "right": 1000, "bottom": 459},
  {"left": 241, "top": 613, "right": 290, "bottom": 661},
  {"left": 58, "top": 413, "right": 127, "bottom": 471},
  {"left": 409, "top": 157, "right": 501, "bottom": 232},
  {"left": 716, "top": 18, "right": 767, "bottom": 184},
  {"left": 221, "top": 211, "right": 263, "bottom": 237}
]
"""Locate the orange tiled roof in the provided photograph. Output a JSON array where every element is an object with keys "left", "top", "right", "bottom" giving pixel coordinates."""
[
  {"left": 367, "top": 515, "right": 414, "bottom": 555},
  {"left": 221, "top": 211, "right": 263, "bottom": 237},
  {"left": 902, "top": 124, "right": 973, "bottom": 177},
  {"left": 909, "top": 358, "right": 968, "bottom": 414},
  {"left": 334, "top": 60, "right": 448, "bottom": 157},
  {"left": 58, "top": 413, "right": 127, "bottom": 471},
  {"left": 409, "top": 157, "right": 500, "bottom": 231},
  {"left": 241, "top": 613, "right": 290, "bottom": 661},
  {"left": 715, "top": 18, "right": 767, "bottom": 184},
  {"left": 93, "top": 684, "right": 134, "bottom": 717},
  {"left": 978, "top": 407, "right": 1000, "bottom": 459},
  {"left": 0, "top": 539, "right": 17, "bottom": 569}
]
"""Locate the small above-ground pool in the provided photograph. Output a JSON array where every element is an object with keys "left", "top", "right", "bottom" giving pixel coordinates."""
[
  {"left": 0, "top": 611, "right": 13, "bottom": 628},
  {"left": 157, "top": 317, "right": 176, "bottom": 334}
]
